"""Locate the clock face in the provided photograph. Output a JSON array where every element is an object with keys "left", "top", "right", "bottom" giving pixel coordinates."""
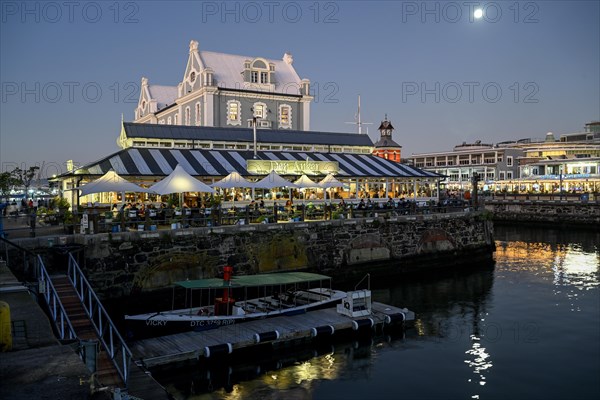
[{"left": 190, "top": 72, "right": 196, "bottom": 82}]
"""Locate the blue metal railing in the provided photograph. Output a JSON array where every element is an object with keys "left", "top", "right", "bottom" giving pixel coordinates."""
[
  {"left": 37, "top": 255, "right": 79, "bottom": 342},
  {"left": 0, "top": 237, "right": 79, "bottom": 344},
  {"left": 67, "top": 253, "right": 132, "bottom": 385}
]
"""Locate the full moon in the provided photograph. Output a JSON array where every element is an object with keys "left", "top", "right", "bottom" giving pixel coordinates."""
[{"left": 474, "top": 9, "right": 483, "bottom": 19}]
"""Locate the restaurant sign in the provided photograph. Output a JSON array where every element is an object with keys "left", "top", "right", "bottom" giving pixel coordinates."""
[{"left": 247, "top": 159, "right": 339, "bottom": 175}]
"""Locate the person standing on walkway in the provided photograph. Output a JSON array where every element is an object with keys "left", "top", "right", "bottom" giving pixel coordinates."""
[{"left": 0, "top": 202, "right": 7, "bottom": 238}]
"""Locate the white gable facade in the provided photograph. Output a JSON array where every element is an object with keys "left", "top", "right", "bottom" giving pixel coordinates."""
[{"left": 134, "top": 40, "right": 313, "bottom": 131}]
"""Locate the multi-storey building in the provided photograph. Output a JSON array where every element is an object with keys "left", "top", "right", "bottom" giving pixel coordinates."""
[
  {"left": 409, "top": 123, "right": 600, "bottom": 194},
  {"left": 408, "top": 141, "right": 523, "bottom": 191},
  {"left": 133, "top": 40, "right": 313, "bottom": 131}
]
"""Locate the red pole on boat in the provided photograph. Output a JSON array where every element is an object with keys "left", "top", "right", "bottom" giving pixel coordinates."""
[{"left": 222, "top": 265, "right": 233, "bottom": 302}]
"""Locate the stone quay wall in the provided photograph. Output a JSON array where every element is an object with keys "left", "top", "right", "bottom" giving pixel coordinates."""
[
  {"left": 484, "top": 199, "right": 600, "bottom": 228},
  {"left": 75, "top": 213, "right": 493, "bottom": 298},
  {"left": 6, "top": 213, "right": 494, "bottom": 299}
]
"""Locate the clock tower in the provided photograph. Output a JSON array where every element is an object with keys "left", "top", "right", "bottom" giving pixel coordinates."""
[{"left": 372, "top": 115, "right": 402, "bottom": 162}]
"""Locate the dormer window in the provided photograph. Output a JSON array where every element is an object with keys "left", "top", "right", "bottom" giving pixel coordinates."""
[
  {"left": 249, "top": 59, "right": 270, "bottom": 84},
  {"left": 190, "top": 71, "right": 196, "bottom": 82}
]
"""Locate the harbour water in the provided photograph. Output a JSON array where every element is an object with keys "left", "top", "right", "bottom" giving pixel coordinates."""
[{"left": 152, "top": 225, "right": 600, "bottom": 399}]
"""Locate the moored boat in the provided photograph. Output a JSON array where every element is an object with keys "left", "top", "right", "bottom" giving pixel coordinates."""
[{"left": 125, "top": 266, "right": 347, "bottom": 339}]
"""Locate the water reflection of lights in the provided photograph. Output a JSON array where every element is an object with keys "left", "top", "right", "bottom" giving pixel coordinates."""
[
  {"left": 496, "top": 240, "right": 599, "bottom": 296},
  {"left": 464, "top": 335, "right": 493, "bottom": 391},
  {"left": 552, "top": 246, "right": 599, "bottom": 311},
  {"left": 554, "top": 247, "right": 599, "bottom": 287}
]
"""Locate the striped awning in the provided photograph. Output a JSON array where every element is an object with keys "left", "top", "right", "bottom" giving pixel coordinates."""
[{"left": 68, "top": 148, "right": 441, "bottom": 179}]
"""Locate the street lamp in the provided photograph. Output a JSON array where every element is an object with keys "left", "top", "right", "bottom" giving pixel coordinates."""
[
  {"left": 559, "top": 164, "right": 563, "bottom": 200},
  {"left": 471, "top": 172, "right": 480, "bottom": 210},
  {"left": 248, "top": 116, "right": 259, "bottom": 159}
]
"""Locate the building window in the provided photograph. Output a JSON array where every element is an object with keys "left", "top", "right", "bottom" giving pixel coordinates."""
[
  {"left": 279, "top": 104, "right": 291, "bottom": 128},
  {"left": 507, "top": 156, "right": 513, "bottom": 167},
  {"left": 249, "top": 59, "right": 270, "bottom": 85},
  {"left": 253, "top": 102, "right": 267, "bottom": 119},
  {"left": 174, "top": 114, "right": 178, "bottom": 125},
  {"left": 499, "top": 171, "right": 505, "bottom": 180},
  {"left": 195, "top": 102, "right": 201, "bottom": 126},
  {"left": 185, "top": 107, "right": 191, "bottom": 125},
  {"left": 507, "top": 171, "right": 513, "bottom": 179},
  {"left": 167, "top": 116, "right": 172, "bottom": 125},
  {"left": 227, "top": 100, "right": 241, "bottom": 126},
  {"left": 158, "top": 119, "right": 165, "bottom": 124}
]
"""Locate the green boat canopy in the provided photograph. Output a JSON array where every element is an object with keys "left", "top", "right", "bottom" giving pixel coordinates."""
[{"left": 175, "top": 272, "right": 332, "bottom": 289}]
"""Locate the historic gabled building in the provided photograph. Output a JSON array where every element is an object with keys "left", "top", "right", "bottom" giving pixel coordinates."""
[{"left": 133, "top": 40, "right": 313, "bottom": 132}]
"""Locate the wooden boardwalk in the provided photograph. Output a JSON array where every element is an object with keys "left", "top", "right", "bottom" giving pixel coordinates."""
[{"left": 131, "top": 302, "right": 414, "bottom": 368}]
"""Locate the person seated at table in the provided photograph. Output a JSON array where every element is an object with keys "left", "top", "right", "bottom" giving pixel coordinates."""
[
  {"left": 285, "top": 199, "right": 293, "bottom": 215},
  {"left": 309, "top": 191, "right": 317, "bottom": 200},
  {"left": 357, "top": 199, "right": 366, "bottom": 210},
  {"left": 259, "top": 199, "right": 265, "bottom": 208},
  {"left": 249, "top": 199, "right": 258, "bottom": 210}
]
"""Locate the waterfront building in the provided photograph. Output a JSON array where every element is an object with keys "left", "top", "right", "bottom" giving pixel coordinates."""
[
  {"left": 407, "top": 141, "right": 523, "bottom": 192},
  {"left": 133, "top": 40, "right": 313, "bottom": 132},
  {"left": 59, "top": 121, "right": 441, "bottom": 207},
  {"left": 409, "top": 123, "right": 600, "bottom": 195},
  {"left": 56, "top": 39, "right": 444, "bottom": 207},
  {"left": 506, "top": 131, "right": 600, "bottom": 193}
]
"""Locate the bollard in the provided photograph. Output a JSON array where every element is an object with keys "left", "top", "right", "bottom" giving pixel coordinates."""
[
  {"left": 80, "top": 339, "right": 99, "bottom": 373},
  {"left": 0, "top": 301, "right": 12, "bottom": 352}
]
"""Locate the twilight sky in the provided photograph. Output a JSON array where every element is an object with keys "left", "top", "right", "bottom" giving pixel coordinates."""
[{"left": 1, "top": 1, "right": 599, "bottom": 179}]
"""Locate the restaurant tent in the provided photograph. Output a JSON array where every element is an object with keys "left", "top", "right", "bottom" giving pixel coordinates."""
[
  {"left": 212, "top": 171, "right": 255, "bottom": 203},
  {"left": 254, "top": 170, "right": 299, "bottom": 203},
  {"left": 294, "top": 174, "right": 320, "bottom": 201},
  {"left": 318, "top": 173, "right": 345, "bottom": 189},
  {"left": 294, "top": 174, "right": 319, "bottom": 189},
  {"left": 74, "top": 170, "right": 154, "bottom": 196},
  {"left": 211, "top": 171, "right": 255, "bottom": 189},
  {"left": 149, "top": 164, "right": 215, "bottom": 195},
  {"left": 318, "top": 173, "right": 345, "bottom": 201},
  {"left": 254, "top": 170, "right": 298, "bottom": 189}
]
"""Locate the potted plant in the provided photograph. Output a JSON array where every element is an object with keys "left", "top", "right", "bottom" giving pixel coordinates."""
[
  {"left": 54, "top": 196, "right": 70, "bottom": 214},
  {"left": 62, "top": 210, "right": 74, "bottom": 234}
]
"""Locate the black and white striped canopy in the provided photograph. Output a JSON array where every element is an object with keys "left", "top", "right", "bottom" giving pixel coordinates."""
[{"left": 74, "top": 148, "right": 440, "bottom": 179}]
